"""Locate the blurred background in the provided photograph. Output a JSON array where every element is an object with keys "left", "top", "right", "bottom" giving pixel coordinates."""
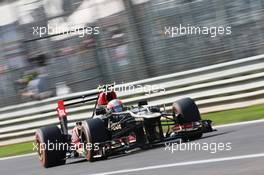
[{"left": 0, "top": 0, "right": 263, "bottom": 107}]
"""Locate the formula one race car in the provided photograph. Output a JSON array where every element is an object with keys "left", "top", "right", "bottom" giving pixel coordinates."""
[{"left": 35, "top": 88, "right": 216, "bottom": 168}]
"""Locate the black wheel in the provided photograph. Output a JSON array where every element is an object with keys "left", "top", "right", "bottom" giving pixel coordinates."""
[
  {"left": 81, "top": 118, "right": 110, "bottom": 162},
  {"left": 172, "top": 98, "right": 203, "bottom": 140},
  {"left": 35, "top": 125, "right": 67, "bottom": 168},
  {"left": 172, "top": 98, "right": 201, "bottom": 123}
]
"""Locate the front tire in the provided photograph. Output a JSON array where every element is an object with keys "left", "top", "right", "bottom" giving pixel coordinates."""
[
  {"left": 172, "top": 97, "right": 201, "bottom": 123},
  {"left": 172, "top": 98, "right": 203, "bottom": 140}
]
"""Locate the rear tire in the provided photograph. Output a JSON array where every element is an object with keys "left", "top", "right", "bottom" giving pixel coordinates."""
[
  {"left": 82, "top": 118, "right": 110, "bottom": 162},
  {"left": 35, "top": 125, "right": 67, "bottom": 168},
  {"left": 172, "top": 98, "right": 203, "bottom": 140}
]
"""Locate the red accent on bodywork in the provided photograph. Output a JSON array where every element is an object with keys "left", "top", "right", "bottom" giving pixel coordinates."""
[
  {"left": 182, "top": 123, "right": 193, "bottom": 128},
  {"left": 109, "top": 91, "right": 117, "bottom": 99},
  {"left": 71, "top": 127, "right": 82, "bottom": 148},
  {"left": 57, "top": 100, "right": 67, "bottom": 118},
  {"left": 172, "top": 123, "right": 193, "bottom": 131},
  {"left": 97, "top": 91, "right": 118, "bottom": 105},
  {"left": 98, "top": 91, "right": 108, "bottom": 105}
]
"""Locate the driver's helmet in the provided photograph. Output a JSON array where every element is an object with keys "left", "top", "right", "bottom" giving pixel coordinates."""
[{"left": 107, "top": 99, "right": 123, "bottom": 112}]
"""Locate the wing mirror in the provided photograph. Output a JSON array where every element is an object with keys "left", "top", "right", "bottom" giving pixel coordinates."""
[
  {"left": 138, "top": 100, "right": 148, "bottom": 106},
  {"left": 95, "top": 107, "right": 107, "bottom": 115}
]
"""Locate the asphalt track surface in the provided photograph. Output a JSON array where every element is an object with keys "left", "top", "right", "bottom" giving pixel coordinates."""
[{"left": 1, "top": 121, "right": 264, "bottom": 175}]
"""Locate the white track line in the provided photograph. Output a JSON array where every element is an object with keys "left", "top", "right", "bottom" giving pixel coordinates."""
[
  {"left": 1, "top": 119, "right": 264, "bottom": 161},
  {"left": 91, "top": 153, "right": 264, "bottom": 175},
  {"left": 0, "top": 153, "right": 36, "bottom": 161},
  {"left": 215, "top": 119, "right": 264, "bottom": 128}
]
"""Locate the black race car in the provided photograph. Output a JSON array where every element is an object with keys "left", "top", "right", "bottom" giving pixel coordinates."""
[{"left": 35, "top": 90, "right": 215, "bottom": 168}]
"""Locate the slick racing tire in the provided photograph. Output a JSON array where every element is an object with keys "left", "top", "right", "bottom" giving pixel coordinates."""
[
  {"left": 172, "top": 98, "right": 201, "bottom": 123},
  {"left": 172, "top": 98, "right": 202, "bottom": 140},
  {"left": 82, "top": 118, "right": 110, "bottom": 162},
  {"left": 35, "top": 125, "right": 67, "bottom": 168}
]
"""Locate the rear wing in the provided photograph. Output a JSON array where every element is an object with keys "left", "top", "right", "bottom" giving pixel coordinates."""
[
  {"left": 56, "top": 83, "right": 115, "bottom": 118},
  {"left": 56, "top": 92, "right": 99, "bottom": 136},
  {"left": 56, "top": 91, "right": 99, "bottom": 119}
]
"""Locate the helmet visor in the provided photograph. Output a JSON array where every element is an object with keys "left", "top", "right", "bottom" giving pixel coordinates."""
[{"left": 113, "top": 105, "right": 123, "bottom": 112}]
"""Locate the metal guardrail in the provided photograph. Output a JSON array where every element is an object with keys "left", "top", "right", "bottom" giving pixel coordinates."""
[{"left": 0, "top": 54, "right": 264, "bottom": 145}]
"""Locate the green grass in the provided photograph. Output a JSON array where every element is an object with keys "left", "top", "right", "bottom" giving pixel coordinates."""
[
  {"left": 202, "top": 104, "right": 264, "bottom": 125},
  {"left": 0, "top": 141, "right": 35, "bottom": 158},
  {"left": 1, "top": 103, "right": 264, "bottom": 158}
]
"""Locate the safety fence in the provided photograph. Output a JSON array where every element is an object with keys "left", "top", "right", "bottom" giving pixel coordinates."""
[{"left": 0, "top": 54, "right": 264, "bottom": 145}]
